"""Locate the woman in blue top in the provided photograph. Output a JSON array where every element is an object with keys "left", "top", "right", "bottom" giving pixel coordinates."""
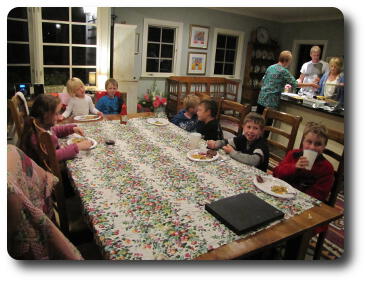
[
  {"left": 256, "top": 50, "right": 319, "bottom": 114},
  {"left": 96, "top": 78, "right": 122, "bottom": 114}
]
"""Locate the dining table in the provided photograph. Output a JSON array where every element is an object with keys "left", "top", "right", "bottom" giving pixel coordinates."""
[{"left": 62, "top": 113, "right": 343, "bottom": 260}]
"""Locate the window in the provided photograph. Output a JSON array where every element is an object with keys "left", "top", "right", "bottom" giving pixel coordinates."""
[
  {"left": 142, "top": 18, "right": 183, "bottom": 77},
  {"left": 210, "top": 28, "right": 245, "bottom": 79}
]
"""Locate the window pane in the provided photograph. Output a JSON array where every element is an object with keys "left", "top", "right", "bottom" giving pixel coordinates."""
[
  {"left": 215, "top": 49, "right": 225, "bottom": 62},
  {"left": 160, "top": 60, "right": 172, "bottom": 73},
  {"left": 72, "top": 47, "right": 96, "bottom": 65},
  {"left": 8, "top": 43, "right": 30, "bottom": 64},
  {"left": 161, "top": 44, "right": 173, "bottom": 58},
  {"left": 162, "top": 28, "right": 174, "bottom": 43},
  {"left": 7, "top": 66, "right": 31, "bottom": 86},
  {"left": 72, "top": 7, "right": 87, "bottom": 22},
  {"left": 8, "top": 20, "right": 29, "bottom": 41},
  {"left": 225, "top": 50, "right": 235, "bottom": 63},
  {"left": 8, "top": 7, "right": 28, "bottom": 19},
  {"left": 42, "top": 22, "right": 69, "bottom": 43},
  {"left": 147, "top": 43, "right": 160, "bottom": 58},
  {"left": 43, "top": 46, "right": 69, "bottom": 65},
  {"left": 42, "top": 7, "right": 69, "bottom": 21},
  {"left": 224, "top": 63, "right": 234, "bottom": 75},
  {"left": 72, "top": 25, "right": 96, "bottom": 45},
  {"left": 44, "top": 68, "right": 69, "bottom": 85},
  {"left": 217, "top": 34, "right": 226, "bottom": 48},
  {"left": 146, "top": 59, "right": 159, "bottom": 72},
  {"left": 226, "top": 36, "right": 237, "bottom": 49},
  {"left": 72, "top": 68, "right": 96, "bottom": 85},
  {"left": 214, "top": 63, "right": 223, "bottom": 74},
  {"left": 148, "top": 26, "right": 161, "bottom": 42}
]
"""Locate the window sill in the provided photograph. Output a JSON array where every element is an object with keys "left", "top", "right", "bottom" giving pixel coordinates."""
[{"left": 140, "top": 73, "right": 177, "bottom": 78}]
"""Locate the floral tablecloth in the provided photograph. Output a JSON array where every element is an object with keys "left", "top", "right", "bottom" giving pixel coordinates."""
[{"left": 66, "top": 118, "right": 318, "bottom": 260}]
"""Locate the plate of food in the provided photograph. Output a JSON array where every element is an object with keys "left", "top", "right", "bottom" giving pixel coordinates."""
[
  {"left": 67, "top": 135, "right": 97, "bottom": 150},
  {"left": 187, "top": 149, "right": 219, "bottom": 162},
  {"left": 74, "top": 114, "right": 101, "bottom": 122},
  {"left": 147, "top": 118, "right": 169, "bottom": 126},
  {"left": 253, "top": 175, "right": 297, "bottom": 199}
]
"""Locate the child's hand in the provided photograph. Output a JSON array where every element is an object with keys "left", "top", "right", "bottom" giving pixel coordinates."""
[
  {"left": 57, "top": 115, "right": 64, "bottom": 122},
  {"left": 77, "top": 140, "right": 93, "bottom": 151},
  {"left": 223, "top": 144, "right": 234, "bottom": 154},
  {"left": 207, "top": 140, "right": 216, "bottom": 149},
  {"left": 97, "top": 111, "right": 103, "bottom": 117},
  {"left": 296, "top": 156, "right": 309, "bottom": 169},
  {"left": 73, "top": 127, "right": 85, "bottom": 136}
]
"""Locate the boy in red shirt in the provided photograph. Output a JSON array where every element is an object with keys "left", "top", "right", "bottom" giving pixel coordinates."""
[{"left": 273, "top": 122, "right": 334, "bottom": 202}]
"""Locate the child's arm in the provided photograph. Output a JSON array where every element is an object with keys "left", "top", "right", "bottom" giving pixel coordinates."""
[
  {"left": 273, "top": 150, "right": 298, "bottom": 178},
  {"left": 62, "top": 100, "right": 73, "bottom": 118},
  {"left": 207, "top": 139, "right": 227, "bottom": 149},
  {"left": 88, "top": 96, "right": 102, "bottom": 115},
  {"left": 52, "top": 124, "right": 77, "bottom": 138},
  {"left": 304, "top": 163, "right": 334, "bottom": 202},
  {"left": 228, "top": 149, "right": 262, "bottom": 167},
  {"left": 56, "top": 144, "right": 79, "bottom": 161},
  {"left": 95, "top": 97, "right": 107, "bottom": 114}
]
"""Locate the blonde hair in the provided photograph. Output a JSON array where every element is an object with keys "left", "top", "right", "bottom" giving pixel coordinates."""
[
  {"left": 105, "top": 78, "right": 118, "bottom": 90},
  {"left": 303, "top": 122, "right": 328, "bottom": 145},
  {"left": 66, "top": 77, "right": 84, "bottom": 97},
  {"left": 310, "top": 46, "right": 321, "bottom": 55},
  {"left": 183, "top": 94, "right": 200, "bottom": 110},
  {"left": 243, "top": 112, "right": 265, "bottom": 129},
  {"left": 278, "top": 50, "right": 292, "bottom": 64},
  {"left": 329, "top": 57, "right": 343, "bottom": 73}
]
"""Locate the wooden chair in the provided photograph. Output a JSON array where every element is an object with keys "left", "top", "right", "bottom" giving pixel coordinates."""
[
  {"left": 8, "top": 95, "right": 28, "bottom": 142},
  {"left": 262, "top": 108, "right": 302, "bottom": 171},
  {"left": 195, "top": 91, "right": 211, "bottom": 101},
  {"left": 217, "top": 98, "right": 251, "bottom": 137}
]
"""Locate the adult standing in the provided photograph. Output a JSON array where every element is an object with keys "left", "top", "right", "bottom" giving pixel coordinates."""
[
  {"left": 297, "top": 45, "right": 329, "bottom": 97},
  {"left": 256, "top": 50, "right": 318, "bottom": 114}
]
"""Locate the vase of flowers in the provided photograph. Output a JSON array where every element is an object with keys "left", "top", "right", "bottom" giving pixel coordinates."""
[{"left": 137, "top": 81, "right": 167, "bottom": 114}]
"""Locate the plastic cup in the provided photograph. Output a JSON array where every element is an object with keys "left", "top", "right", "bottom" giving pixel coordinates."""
[
  {"left": 303, "top": 149, "right": 318, "bottom": 170},
  {"left": 189, "top": 133, "right": 201, "bottom": 149}
]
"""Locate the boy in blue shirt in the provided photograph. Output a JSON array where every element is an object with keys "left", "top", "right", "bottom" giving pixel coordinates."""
[
  {"left": 96, "top": 78, "right": 122, "bottom": 114},
  {"left": 171, "top": 94, "right": 200, "bottom": 132}
]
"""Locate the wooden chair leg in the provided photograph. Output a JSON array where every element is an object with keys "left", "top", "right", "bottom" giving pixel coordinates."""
[{"left": 313, "top": 231, "right": 327, "bottom": 260}]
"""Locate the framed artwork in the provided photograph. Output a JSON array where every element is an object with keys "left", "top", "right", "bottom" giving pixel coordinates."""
[
  {"left": 189, "top": 25, "right": 209, "bottom": 49},
  {"left": 187, "top": 52, "right": 207, "bottom": 75}
]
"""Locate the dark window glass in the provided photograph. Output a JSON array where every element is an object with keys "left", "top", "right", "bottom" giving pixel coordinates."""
[
  {"left": 160, "top": 60, "right": 172, "bottom": 72},
  {"left": 146, "top": 59, "right": 159, "bottom": 72},
  {"left": 226, "top": 36, "right": 237, "bottom": 49},
  {"left": 72, "top": 68, "right": 96, "bottom": 84},
  {"left": 148, "top": 26, "right": 161, "bottom": 42},
  {"left": 72, "top": 25, "right": 96, "bottom": 45},
  {"left": 7, "top": 43, "right": 30, "bottom": 64},
  {"left": 42, "top": 7, "right": 69, "bottom": 21},
  {"left": 8, "top": 20, "right": 29, "bottom": 42},
  {"left": 72, "top": 7, "right": 87, "bottom": 22},
  {"left": 44, "top": 68, "right": 69, "bottom": 85},
  {"left": 72, "top": 47, "right": 96, "bottom": 65},
  {"left": 147, "top": 43, "right": 160, "bottom": 58},
  {"left": 161, "top": 44, "right": 173, "bottom": 58},
  {"left": 224, "top": 64, "right": 234, "bottom": 75},
  {"left": 43, "top": 46, "right": 69, "bottom": 65},
  {"left": 217, "top": 34, "right": 226, "bottom": 48},
  {"left": 225, "top": 50, "right": 235, "bottom": 62},
  {"left": 8, "top": 7, "right": 27, "bottom": 19},
  {"left": 162, "top": 28, "right": 174, "bottom": 43},
  {"left": 7, "top": 66, "right": 31, "bottom": 86},
  {"left": 215, "top": 49, "right": 225, "bottom": 62},
  {"left": 214, "top": 63, "right": 223, "bottom": 74},
  {"left": 42, "top": 22, "right": 69, "bottom": 43}
]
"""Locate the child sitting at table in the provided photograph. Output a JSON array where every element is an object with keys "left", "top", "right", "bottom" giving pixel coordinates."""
[
  {"left": 207, "top": 112, "right": 269, "bottom": 171},
  {"left": 96, "top": 78, "right": 123, "bottom": 114},
  {"left": 61, "top": 77, "right": 102, "bottom": 119},
  {"left": 19, "top": 94, "right": 92, "bottom": 167},
  {"left": 171, "top": 94, "right": 200, "bottom": 132},
  {"left": 196, "top": 99, "right": 223, "bottom": 140},
  {"left": 273, "top": 122, "right": 334, "bottom": 202}
]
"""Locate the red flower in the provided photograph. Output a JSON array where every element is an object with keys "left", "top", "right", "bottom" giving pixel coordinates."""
[
  {"left": 161, "top": 97, "right": 167, "bottom": 104},
  {"left": 153, "top": 100, "right": 160, "bottom": 108},
  {"left": 144, "top": 94, "right": 150, "bottom": 101},
  {"left": 137, "top": 103, "right": 143, "bottom": 111}
]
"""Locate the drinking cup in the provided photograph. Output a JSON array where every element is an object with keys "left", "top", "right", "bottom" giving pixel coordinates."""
[
  {"left": 303, "top": 149, "right": 318, "bottom": 170},
  {"left": 189, "top": 133, "right": 201, "bottom": 149}
]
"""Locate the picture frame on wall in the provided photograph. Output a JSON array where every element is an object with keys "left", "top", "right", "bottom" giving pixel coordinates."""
[
  {"left": 187, "top": 52, "right": 207, "bottom": 75},
  {"left": 189, "top": 25, "right": 209, "bottom": 49}
]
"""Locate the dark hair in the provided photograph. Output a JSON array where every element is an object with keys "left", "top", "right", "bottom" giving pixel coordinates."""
[{"left": 199, "top": 99, "right": 218, "bottom": 118}]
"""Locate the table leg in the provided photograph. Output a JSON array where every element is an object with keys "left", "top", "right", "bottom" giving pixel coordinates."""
[{"left": 284, "top": 230, "right": 314, "bottom": 259}]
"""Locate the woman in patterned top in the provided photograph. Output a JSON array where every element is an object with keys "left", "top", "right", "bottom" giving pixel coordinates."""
[{"left": 256, "top": 50, "right": 319, "bottom": 114}]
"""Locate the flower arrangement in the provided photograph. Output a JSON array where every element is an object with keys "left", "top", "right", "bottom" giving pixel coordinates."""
[{"left": 137, "top": 81, "right": 167, "bottom": 112}]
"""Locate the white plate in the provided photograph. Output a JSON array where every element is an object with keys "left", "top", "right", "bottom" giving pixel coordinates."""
[
  {"left": 74, "top": 115, "right": 101, "bottom": 121},
  {"left": 187, "top": 149, "right": 219, "bottom": 162},
  {"left": 253, "top": 175, "right": 297, "bottom": 199},
  {"left": 67, "top": 135, "right": 97, "bottom": 150},
  {"left": 147, "top": 118, "right": 169, "bottom": 126}
]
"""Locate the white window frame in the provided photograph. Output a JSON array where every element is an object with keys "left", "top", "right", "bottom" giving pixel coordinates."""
[
  {"left": 141, "top": 18, "right": 183, "bottom": 78},
  {"left": 209, "top": 28, "right": 245, "bottom": 79}
]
